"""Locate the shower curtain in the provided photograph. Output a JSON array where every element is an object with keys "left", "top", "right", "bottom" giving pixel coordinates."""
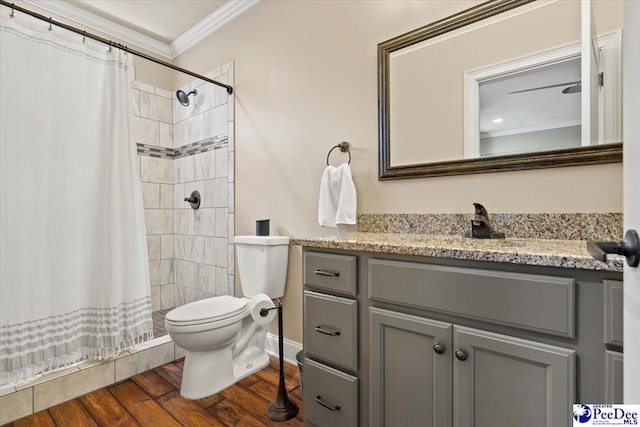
[{"left": 0, "top": 12, "right": 152, "bottom": 385}]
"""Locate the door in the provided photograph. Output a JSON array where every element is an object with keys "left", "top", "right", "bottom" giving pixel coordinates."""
[
  {"left": 581, "top": 0, "right": 600, "bottom": 145},
  {"left": 453, "top": 326, "right": 575, "bottom": 427},
  {"left": 369, "top": 307, "right": 452, "bottom": 427},
  {"left": 623, "top": 0, "right": 640, "bottom": 403}
]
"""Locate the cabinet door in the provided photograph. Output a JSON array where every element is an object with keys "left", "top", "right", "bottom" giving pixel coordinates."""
[
  {"left": 604, "top": 280, "right": 624, "bottom": 346},
  {"left": 370, "top": 307, "right": 452, "bottom": 427},
  {"left": 453, "top": 326, "right": 575, "bottom": 427},
  {"left": 604, "top": 350, "right": 624, "bottom": 403}
]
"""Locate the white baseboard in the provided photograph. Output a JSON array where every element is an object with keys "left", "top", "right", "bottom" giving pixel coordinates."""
[{"left": 265, "top": 333, "right": 302, "bottom": 366}]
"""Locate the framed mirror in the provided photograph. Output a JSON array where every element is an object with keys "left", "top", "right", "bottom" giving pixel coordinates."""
[{"left": 378, "top": 0, "right": 623, "bottom": 180}]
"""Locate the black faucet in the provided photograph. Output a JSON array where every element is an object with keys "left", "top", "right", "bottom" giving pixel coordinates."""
[{"left": 462, "top": 203, "right": 505, "bottom": 239}]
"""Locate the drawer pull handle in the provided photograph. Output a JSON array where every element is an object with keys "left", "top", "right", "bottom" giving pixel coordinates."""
[
  {"left": 315, "top": 325, "right": 341, "bottom": 336},
  {"left": 315, "top": 395, "right": 341, "bottom": 411},
  {"left": 433, "top": 343, "right": 445, "bottom": 355},
  {"left": 314, "top": 269, "right": 340, "bottom": 277}
]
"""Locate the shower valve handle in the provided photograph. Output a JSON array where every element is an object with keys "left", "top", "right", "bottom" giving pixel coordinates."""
[{"left": 184, "top": 191, "right": 201, "bottom": 210}]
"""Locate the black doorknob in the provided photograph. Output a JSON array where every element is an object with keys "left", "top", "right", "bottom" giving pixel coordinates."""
[{"left": 587, "top": 229, "right": 640, "bottom": 267}]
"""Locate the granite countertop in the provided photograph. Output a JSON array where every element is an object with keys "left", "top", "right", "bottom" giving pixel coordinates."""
[{"left": 291, "top": 232, "right": 624, "bottom": 272}]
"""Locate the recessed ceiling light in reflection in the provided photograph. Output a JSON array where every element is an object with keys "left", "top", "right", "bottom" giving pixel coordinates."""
[{"left": 492, "top": 117, "right": 504, "bottom": 124}]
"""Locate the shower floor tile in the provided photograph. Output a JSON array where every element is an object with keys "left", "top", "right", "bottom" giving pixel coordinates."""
[{"left": 6, "top": 356, "right": 303, "bottom": 426}]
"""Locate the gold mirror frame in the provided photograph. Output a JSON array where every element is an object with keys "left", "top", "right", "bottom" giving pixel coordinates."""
[{"left": 378, "top": 0, "right": 622, "bottom": 181}]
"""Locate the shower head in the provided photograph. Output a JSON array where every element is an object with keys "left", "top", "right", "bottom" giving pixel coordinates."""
[{"left": 176, "top": 89, "right": 197, "bottom": 107}]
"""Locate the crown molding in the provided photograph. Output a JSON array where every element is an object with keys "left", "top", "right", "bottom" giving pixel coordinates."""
[
  {"left": 170, "top": 0, "right": 260, "bottom": 57},
  {"left": 22, "top": 0, "right": 259, "bottom": 59},
  {"left": 24, "top": 0, "right": 173, "bottom": 58}
]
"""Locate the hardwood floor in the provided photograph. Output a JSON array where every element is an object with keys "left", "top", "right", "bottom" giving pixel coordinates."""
[{"left": 5, "top": 356, "right": 304, "bottom": 426}]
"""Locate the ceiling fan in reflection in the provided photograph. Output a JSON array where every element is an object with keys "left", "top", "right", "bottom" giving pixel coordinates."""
[{"left": 507, "top": 81, "right": 581, "bottom": 95}]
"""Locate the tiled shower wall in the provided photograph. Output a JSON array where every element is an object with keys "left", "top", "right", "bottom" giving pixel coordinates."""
[
  {"left": 133, "top": 82, "right": 176, "bottom": 311},
  {"left": 173, "top": 63, "right": 235, "bottom": 304},
  {"left": 132, "top": 62, "right": 234, "bottom": 311}
]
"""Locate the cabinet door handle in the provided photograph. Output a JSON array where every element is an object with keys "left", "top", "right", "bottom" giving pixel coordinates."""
[
  {"left": 315, "top": 395, "right": 341, "bottom": 411},
  {"left": 314, "top": 269, "right": 340, "bottom": 277},
  {"left": 455, "top": 349, "right": 468, "bottom": 361},
  {"left": 433, "top": 343, "right": 445, "bottom": 355},
  {"left": 314, "top": 325, "right": 341, "bottom": 336}
]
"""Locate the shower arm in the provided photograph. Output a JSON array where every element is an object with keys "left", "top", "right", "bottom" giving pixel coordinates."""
[{"left": 0, "top": 0, "right": 233, "bottom": 95}]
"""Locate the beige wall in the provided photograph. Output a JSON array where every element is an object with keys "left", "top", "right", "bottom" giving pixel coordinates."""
[
  {"left": 12, "top": 0, "right": 176, "bottom": 90},
  {"left": 173, "top": 0, "right": 623, "bottom": 344}
]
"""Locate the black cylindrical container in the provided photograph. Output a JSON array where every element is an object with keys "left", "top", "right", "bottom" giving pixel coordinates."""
[{"left": 256, "top": 219, "right": 270, "bottom": 236}]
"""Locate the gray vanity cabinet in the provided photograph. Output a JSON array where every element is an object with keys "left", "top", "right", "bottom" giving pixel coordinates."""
[
  {"left": 603, "top": 280, "right": 624, "bottom": 403},
  {"left": 303, "top": 252, "right": 359, "bottom": 427},
  {"left": 605, "top": 350, "right": 624, "bottom": 403},
  {"left": 301, "top": 247, "right": 623, "bottom": 427},
  {"left": 369, "top": 308, "right": 452, "bottom": 427},
  {"left": 453, "top": 326, "right": 575, "bottom": 427},
  {"left": 305, "top": 291, "right": 358, "bottom": 372},
  {"left": 369, "top": 307, "right": 574, "bottom": 427},
  {"left": 304, "top": 359, "right": 359, "bottom": 427}
]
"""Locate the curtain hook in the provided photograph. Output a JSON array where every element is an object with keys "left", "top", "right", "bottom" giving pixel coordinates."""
[
  {"left": 82, "top": 30, "right": 86, "bottom": 43},
  {"left": 10, "top": 3, "right": 15, "bottom": 18},
  {"left": 48, "top": 17, "right": 52, "bottom": 31}
]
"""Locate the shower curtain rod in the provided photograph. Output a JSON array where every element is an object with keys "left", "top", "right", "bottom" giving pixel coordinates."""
[{"left": 0, "top": 0, "right": 234, "bottom": 95}]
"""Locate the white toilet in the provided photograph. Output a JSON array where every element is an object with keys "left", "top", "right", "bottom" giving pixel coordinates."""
[{"left": 165, "top": 235, "right": 289, "bottom": 399}]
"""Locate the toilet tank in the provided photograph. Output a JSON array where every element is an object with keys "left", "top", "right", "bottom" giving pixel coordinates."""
[{"left": 234, "top": 236, "right": 290, "bottom": 298}]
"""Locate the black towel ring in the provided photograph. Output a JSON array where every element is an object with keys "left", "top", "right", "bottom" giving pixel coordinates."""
[{"left": 326, "top": 141, "right": 351, "bottom": 166}]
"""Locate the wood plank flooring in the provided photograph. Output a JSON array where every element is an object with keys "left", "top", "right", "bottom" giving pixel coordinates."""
[{"left": 5, "top": 356, "right": 304, "bottom": 426}]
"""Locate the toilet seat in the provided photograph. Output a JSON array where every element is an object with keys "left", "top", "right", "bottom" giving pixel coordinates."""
[{"left": 165, "top": 296, "right": 248, "bottom": 328}]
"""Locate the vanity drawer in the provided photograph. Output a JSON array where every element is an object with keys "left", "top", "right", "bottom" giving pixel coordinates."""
[
  {"left": 304, "top": 290, "right": 358, "bottom": 372},
  {"left": 303, "top": 358, "right": 358, "bottom": 427},
  {"left": 604, "top": 280, "right": 623, "bottom": 346},
  {"left": 304, "top": 252, "right": 357, "bottom": 296},
  {"left": 368, "top": 259, "right": 575, "bottom": 338}
]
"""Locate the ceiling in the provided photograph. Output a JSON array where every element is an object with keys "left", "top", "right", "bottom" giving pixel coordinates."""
[
  {"left": 479, "top": 58, "right": 582, "bottom": 138},
  {"left": 70, "top": 0, "right": 227, "bottom": 44},
  {"left": 24, "top": 0, "right": 260, "bottom": 58}
]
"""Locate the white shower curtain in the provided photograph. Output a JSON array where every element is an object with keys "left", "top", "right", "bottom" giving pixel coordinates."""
[{"left": 0, "top": 12, "right": 152, "bottom": 385}]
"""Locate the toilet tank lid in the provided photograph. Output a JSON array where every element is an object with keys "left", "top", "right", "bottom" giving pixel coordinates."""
[{"left": 234, "top": 235, "right": 290, "bottom": 245}]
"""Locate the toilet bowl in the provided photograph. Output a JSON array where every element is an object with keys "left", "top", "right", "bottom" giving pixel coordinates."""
[
  {"left": 165, "top": 235, "right": 289, "bottom": 399},
  {"left": 165, "top": 295, "right": 272, "bottom": 399}
]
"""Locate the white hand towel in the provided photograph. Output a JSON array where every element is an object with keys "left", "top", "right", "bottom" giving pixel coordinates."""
[{"left": 318, "top": 163, "right": 357, "bottom": 227}]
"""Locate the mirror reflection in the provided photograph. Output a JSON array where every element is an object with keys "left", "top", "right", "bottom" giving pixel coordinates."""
[
  {"left": 478, "top": 58, "right": 582, "bottom": 157},
  {"left": 380, "top": 0, "right": 623, "bottom": 179}
]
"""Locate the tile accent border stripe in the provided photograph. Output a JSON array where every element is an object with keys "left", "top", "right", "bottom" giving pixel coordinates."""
[
  {"left": 173, "top": 134, "right": 228, "bottom": 159},
  {"left": 136, "top": 145, "right": 175, "bottom": 159},
  {"left": 136, "top": 134, "right": 228, "bottom": 159},
  {"left": 357, "top": 213, "right": 623, "bottom": 241}
]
